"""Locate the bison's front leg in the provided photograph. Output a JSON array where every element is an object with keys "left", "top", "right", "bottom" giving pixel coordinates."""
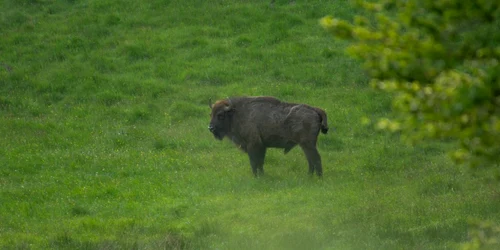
[
  {"left": 247, "top": 147, "right": 266, "bottom": 177},
  {"left": 300, "top": 144, "right": 323, "bottom": 177}
]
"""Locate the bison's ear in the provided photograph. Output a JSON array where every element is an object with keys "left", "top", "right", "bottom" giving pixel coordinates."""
[
  {"left": 225, "top": 106, "right": 235, "bottom": 116},
  {"left": 223, "top": 104, "right": 235, "bottom": 112},
  {"left": 224, "top": 98, "right": 233, "bottom": 111}
]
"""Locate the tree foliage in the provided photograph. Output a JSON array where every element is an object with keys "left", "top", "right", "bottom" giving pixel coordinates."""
[
  {"left": 321, "top": 0, "right": 500, "bottom": 168},
  {"left": 462, "top": 220, "right": 500, "bottom": 250}
]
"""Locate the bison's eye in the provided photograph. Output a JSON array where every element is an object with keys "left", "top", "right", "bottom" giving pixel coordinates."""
[{"left": 217, "top": 114, "right": 225, "bottom": 120}]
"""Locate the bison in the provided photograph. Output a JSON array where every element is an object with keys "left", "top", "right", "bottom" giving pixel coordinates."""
[{"left": 208, "top": 96, "right": 328, "bottom": 177}]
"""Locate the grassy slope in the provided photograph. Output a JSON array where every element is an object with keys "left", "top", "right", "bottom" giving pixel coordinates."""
[{"left": 1, "top": 0, "right": 499, "bottom": 249}]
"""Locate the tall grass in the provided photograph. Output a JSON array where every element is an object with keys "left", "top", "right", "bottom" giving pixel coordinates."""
[{"left": 1, "top": 0, "right": 499, "bottom": 249}]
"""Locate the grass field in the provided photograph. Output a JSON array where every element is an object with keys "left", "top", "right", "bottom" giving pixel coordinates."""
[{"left": 1, "top": 0, "right": 499, "bottom": 249}]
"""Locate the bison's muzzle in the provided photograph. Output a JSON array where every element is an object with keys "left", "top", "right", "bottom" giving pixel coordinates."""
[{"left": 208, "top": 124, "right": 224, "bottom": 140}]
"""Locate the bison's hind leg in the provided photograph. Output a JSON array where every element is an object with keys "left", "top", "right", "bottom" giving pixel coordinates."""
[{"left": 299, "top": 144, "right": 323, "bottom": 177}]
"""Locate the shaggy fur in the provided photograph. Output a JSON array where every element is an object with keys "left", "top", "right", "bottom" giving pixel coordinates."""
[{"left": 208, "top": 96, "right": 328, "bottom": 177}]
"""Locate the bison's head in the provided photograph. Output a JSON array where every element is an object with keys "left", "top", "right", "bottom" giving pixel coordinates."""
[{"left": 208, "top": 98, "right": 234, "bottom": 140}]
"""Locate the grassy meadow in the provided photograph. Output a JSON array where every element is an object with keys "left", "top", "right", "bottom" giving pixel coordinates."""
[{"left": 1, "top": 0, "right": 499, "bottom": 249}]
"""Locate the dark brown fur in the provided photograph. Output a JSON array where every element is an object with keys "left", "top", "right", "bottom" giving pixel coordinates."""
[{"left": 208, "top": 96, "right": 329, "bottom": 177}]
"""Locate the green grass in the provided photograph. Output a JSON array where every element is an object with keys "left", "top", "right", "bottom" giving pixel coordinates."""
[{"left": 1, "top": 0, "right": 499, "bottom": 249}]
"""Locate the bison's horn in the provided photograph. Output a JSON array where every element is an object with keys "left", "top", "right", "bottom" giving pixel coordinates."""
[
  {"left": 208, "top": 98, "right": 213, "bottom": 109},
  {"left": 224, "top": 98, "right": 232, "bottom": 111}
]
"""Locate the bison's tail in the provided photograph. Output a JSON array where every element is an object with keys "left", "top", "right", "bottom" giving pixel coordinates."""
[
  {"left": 321, "top": 124, "right": 328, "bottom": 134},
  {"left": 313, "top": 108, "right": 329, "bottom": 134}
]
